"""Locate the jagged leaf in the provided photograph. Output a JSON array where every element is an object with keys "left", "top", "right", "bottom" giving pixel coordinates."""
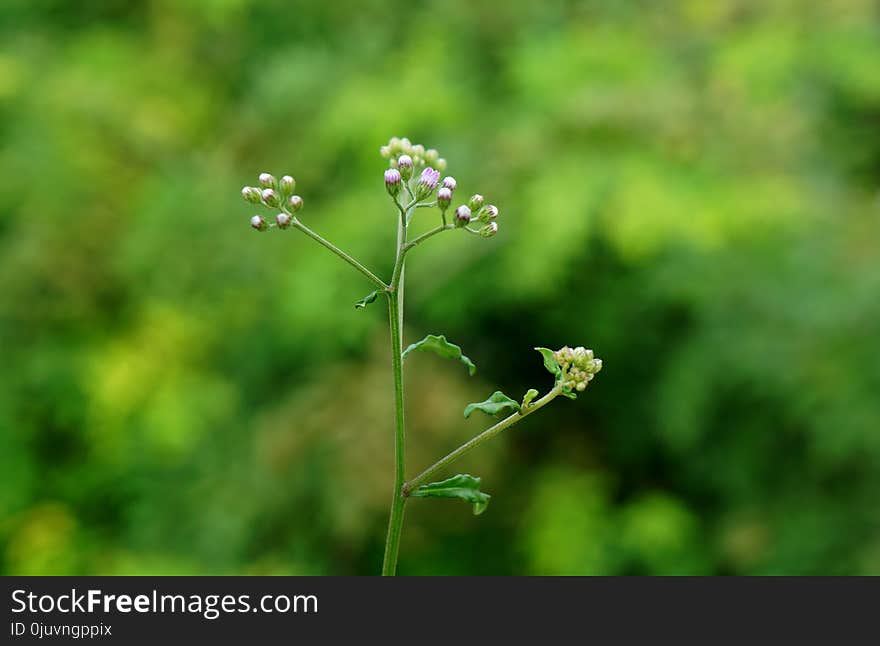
[
  {"left": 535, "top": 347, "right": 561, "bottom": 377},
  {"left": 402, "top": 334, "right": 476, "bottom": 376},
  {"left": 522, "top": 388, "right": 539, "bottom": 409},
  {"left": 464, "top": 391, "right": 521, "bottom": 418},
  {"left": 355, "top": 290, "right": 380, "bottom": 309},
  {"left": 409, "top": 474, "right": 491, "bottom": 515}
]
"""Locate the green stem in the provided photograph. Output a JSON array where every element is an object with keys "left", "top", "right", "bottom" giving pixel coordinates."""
[
  {"left": 291, "top": 217, "right": 387, "bottom": 290},
  {"left": 403, "top": 224, "right": 454, "bottom": 253},
  {"left": 381, "top": 291, "right": 407, "bottom": 575},
  {"left": 381, "top": 200, "right": 411, "bottom": 576},
  {"left": 402, "top": 384, "right": 562, "bottom": 495}
]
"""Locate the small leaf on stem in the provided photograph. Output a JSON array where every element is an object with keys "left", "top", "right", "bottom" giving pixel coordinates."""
[
  {"left": 535, "top": 347, "right": 561, "bottom": 377},
  {"left": 355, "top": 290, "right": 380, "bottom": 309},
  {"left": 464, "top": 391, "right": 521, "bottom": 418},
  {"left": 522, "top": 388, "right": 539, "bottom": 409},
  {"left": 402, "top": 334, "right": 476, "bottom": 376},
  {"left": 409, "top": 474, "right": 491, "bottom": 515}
]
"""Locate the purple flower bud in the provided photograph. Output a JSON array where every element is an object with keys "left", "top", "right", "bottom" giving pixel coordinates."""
[
  {"left": 477, "top": 204, "right": 499, "bottom": 222},
  {"left": 288, "top": 194, "right": 304, "bottom": 212},
  {"left": 241, "top": 186, "right": 262, "bottom": 204},
  {"left": 480, "top": 221, "right": 498, "bottom": 238},
  {"left": 416, "top": 167, "right": 440, "bottom": 199},
  {"left": 261, "top": 188, "right": 279, "bottom": 207},
  {"left": 385, "top": 169, "right": 402, "bottom": 196},
  {"left": 441, "top": 176, "right": 457, "bottom": 192},
  {"left": 454, "top": 204, "right": 471, "bottom": 227},
  {"left": 437, "top": 187, "right": 453, "bottom": 210},
  {"left": 468, "top": 194, "right": 484, "bottom": 211},
  {"left": 258, "top": 173, "right": 276, "bottom": 189},
  {"left": 279, "top": 175, "right": 296, "bottom": 196},
  {"left": 275, "top": 212, "right": 291, "bottom": 229},
  {"left": 397, "top": 154, "right": 414, "bottom": 180},
  {"left": 250, "top": 215, "right": 267, "bottom": 231}
]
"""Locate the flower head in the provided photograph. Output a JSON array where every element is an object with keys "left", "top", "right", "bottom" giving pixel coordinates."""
[
  {"left": 241, "top": 186, "right": 262, "bottom": 204},
  {"left": 437, "top": 187, "right": 453, "bottom": 210},
  {"left": 454, "top": 204, "right": 471, "bottom": 227},
  {"left": 416, "top": 167, "right": 440, "bottom": 199},
  {"left": 258, "top": 173, "right": 276, "bottom": 189},
  {"left": 275, "top": 212, "right": 291, "bottom": 229},
  {"left": 554, "top": 346, "right": 603, "bottom": 392},
  {"left": 397, "top": 155, "right": 414, "bottom": 180},
  {"left": 288, "top": 194, "right": 304, "bottom": 212},
  {"left": 250, "top": 215, "right": 267, "bottom": 231},
  {"left": 479, "top": 221, "right": 498, "bottom": 238},
  {"left": 385, "top": 169, "right": 402, "bottom": 196},
  {"left": 442, "top": 176, "right": 457, "bottom": 192},
  {"left": 261, "top": 188, "right": 279, "bottom": 207},
  {"left": 468, "top": 194, "right": 484, "bottom": 211},
  {"left": 477, "top": 204, "right": 499, "bottom": 222},
  {"left": 279, "top": 175, "right": 296, "bottom": 196}
]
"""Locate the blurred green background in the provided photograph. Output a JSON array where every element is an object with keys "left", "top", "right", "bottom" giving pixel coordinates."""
[{"left": 2, "top": 0, "right": 879, "bottom": 575}]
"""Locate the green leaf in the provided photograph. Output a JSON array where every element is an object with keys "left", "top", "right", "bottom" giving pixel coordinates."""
[
  {"left": 402, "top": 334, "right": 476, "bottom": 376},
  {"left": 522, "top": 388, "right": 539, "bottom": 409},
  {"left": 464, "top": 391, "right": 521, "bottom": 418},
  {"left": 354, "top": 290, "right": 380, "bottom": 309},
  {"left": 535, "top": 347, "right": 561, "bottom": 377},
  {"left": 409, "top": 474, "right": 491, "bottom": 515}
]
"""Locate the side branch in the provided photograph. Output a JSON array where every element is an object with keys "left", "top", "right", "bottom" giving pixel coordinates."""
[
  {"left": 402, "top": 384, "right": 562, "bottom": 495},
  {"left": 291, "top": 217, "right": 388, "bottom": 290}
]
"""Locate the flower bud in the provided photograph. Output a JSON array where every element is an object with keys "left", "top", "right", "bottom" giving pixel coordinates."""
[
  {"left": 242, "top": 186, "right": 262, "bottom": 204},
  {"left": 480, "top": 221, "right": 498, "bottom": 238},
  {"left": 437, "top": 187, "right": 453, "bottom": 210},
  {"left": 261, "top": 188, "right": 279, "bottom": 207},
  {"left": 380, "top": 145, "right": 391, "bottom": 158},
  {"left": 416, "top": 167, "right": 440, "bottom": 199},
  {"left": 454, "top": 205, "right": 471, "bottom": 227},
  {"left": 385, "top": 169, "right": 402, "bottom": 196},
  {"left": 442, "top": 176, "right": 457, "bottom": 192},
  {"left": 279, "top": 175, "right": 296, "bottom": 196},
  {"left": 250, "top": 215, "right": 267, "bottom": 231},
  {"left": 468, "top": 194, "right": 484, "bottom": 211},
  {"left": 397, "top": 154, "right": 414, "bottom": 180},
  {"left": 288, "top": 194, "right": 304, "bottom": 212},
  {"left": 425, "top": 148, "right": 439, "bottom": 165},
  {"left": 275, "top": 212, "right": 291, "bottom": 229},
  {"left": 412, "top": 144, "right": 425, "bottom": 159},
  {"left": 436, "top": 158, "right": 447, "bottom": 171},
  {"left": 477, "top": 204, "right": 499, "bottom": 223},
  {"left": 258, "top": 173, "right": 276, "bottom": 189}
]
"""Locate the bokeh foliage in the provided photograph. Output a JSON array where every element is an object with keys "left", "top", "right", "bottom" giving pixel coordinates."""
[{"left": 1, "top": 0, "right": 879, "bottom": 575}]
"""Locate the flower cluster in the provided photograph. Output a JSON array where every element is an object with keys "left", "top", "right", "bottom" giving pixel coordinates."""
[
  {"left": 554, "top": 346, "right": 603, "bottom": 392},
  {"left": 241, "top": 172, "right": 303, "bottom": 231},
  {"left": 380, "top": 136, "right": 502, "bottom": 238}
]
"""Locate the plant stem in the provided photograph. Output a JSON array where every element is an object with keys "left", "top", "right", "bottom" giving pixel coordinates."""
[
  {"left": 402, "top": 385, "right": 562, "bottom": 495},
  {"left": 381, "top": 201, "right": 411, "bottom": 576},
  {"left": 381, "top": 291, "right": 407, "bottom": 575},
  {"left": 403, "top": 224, "right": 454, "bottom": 253},
  {"left": 291, "top": 217, "right": 388, "bottom": 290}
]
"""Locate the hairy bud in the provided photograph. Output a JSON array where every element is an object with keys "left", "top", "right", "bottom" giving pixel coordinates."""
[
  {"left": 261, "top": 188, "right": 279, "bottom": 207},
  {"left": 385, "top": 169, "right": 402, "bottom": 196},
  {"left": 241, "top": 186, "right": 262, "bottom": 204},
  {"left": 479, "top": 221, "right": 498, "bottom": 238},
  {"left": 250, "top": 215, "right": 267, "bottom": 231},
  {"left": 441, "top": 176, "right": 457, "bottom": 192},
  {"left": 279, "top": 175, "right": 296, "bottom": 196},
  {"left": 288, "top": 195, "right": 304, "bottom": 212},
  {"left": 437, "top": 187, "right": 453, "bottom": 210},
  {"left": 454, "top": 205, "right": 471, "bottom": 227},
  {"left": 397, "top": 155, "right": 414, "bottom": 180},
  {"left": 258, "top": 173, "right": 276, "bottom": 189},
  {"left": 468, "top": 194, "right": 484, "bottom": 211},
  {"left": 416, "top": 167, "right": 440, "bottom": 199},
  {"left": 275, "top": 212, "right": 291, "bottom": 229}
]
